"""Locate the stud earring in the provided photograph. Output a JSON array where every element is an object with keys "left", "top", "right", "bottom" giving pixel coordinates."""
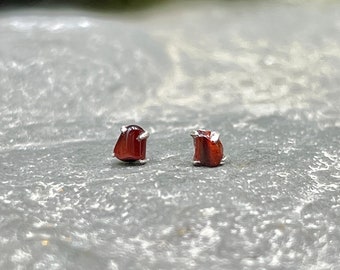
[
  {"left": 113, "top": 125, "right": 149, "bottom": 164},
  {"left": 190, "top": 129, "right": 224, "bottom": 167}
]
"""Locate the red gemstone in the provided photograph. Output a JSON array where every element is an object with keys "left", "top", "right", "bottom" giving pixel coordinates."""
[
  {"left": 191, "top": 129, "right": 224, "bottom": 167},
  {"left": 113, "top": 125, "right": 149, "bottom": 163}
]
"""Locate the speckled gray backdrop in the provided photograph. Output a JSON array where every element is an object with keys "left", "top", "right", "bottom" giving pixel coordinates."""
[{"left": 0, "top": 1, "right": 340, "bottom": 269}]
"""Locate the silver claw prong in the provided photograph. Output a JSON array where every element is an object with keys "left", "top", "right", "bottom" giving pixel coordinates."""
[
  {"left": 190, "top": 130, "right": 199, "bottom": 138},
  {"left": 139, "top": 159, "right": 148, "bottom": 164},
  {"left": 220, "top": 155, "right": 227, "bottom": 165},
  {"left": 120, "top": 126, "right": 128, "bottom": 133},
  {"left": 137, "top": 131, "right": 149, "bottom": 141},
  {"left": 112, "top": 153, "right": 115, "bottom": 158},
  {"left": 210, "top": 131, "right": 220, "bottom": 143},
  {"left": 193, "top": 160, "right": 201, "bottom": 166}
]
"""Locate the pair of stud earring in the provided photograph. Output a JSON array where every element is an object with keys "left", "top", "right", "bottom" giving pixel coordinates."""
[{"left": 112, "top": 124, "right": 225, "bottom": 167}]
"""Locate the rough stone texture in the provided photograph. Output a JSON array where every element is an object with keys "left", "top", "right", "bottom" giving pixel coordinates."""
[{"left": 0, "top": 2, "right": 339, "bottom": 269}]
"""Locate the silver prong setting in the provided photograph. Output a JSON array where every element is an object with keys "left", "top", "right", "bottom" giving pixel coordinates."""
[
  {"left": 220, "top": 156, "right": 226, "bottom": 165},
  {"left": 190, "top": 130, "right": 199, "bottom": 138},
  {"left": 120, "top": 126, "right": 128, "bottom": 133},
  {"left": 210, "top": 131, "right": 220, "bottom": 143},
  {"left": 193, "top": 160, "right": 201, "bottom": 166},
  {"left": 139, "top": 159, "right": 148, "bottom": 165},
  {"left": 137, "top": 131, "right": 149, "bottom": 141}
]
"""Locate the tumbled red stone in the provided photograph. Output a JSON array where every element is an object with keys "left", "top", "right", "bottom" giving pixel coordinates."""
[
  {"left": 113, "top": 125, "right": 149, "bottom": 163},
  {"left": 191, "top": 129, "right": 224, "bottom": 167}
]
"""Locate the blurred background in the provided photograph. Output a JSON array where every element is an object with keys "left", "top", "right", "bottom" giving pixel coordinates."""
[
  {"left": 4, "top": 0, "right": 169, "bottom": 10},
  {"left": 0, "top": 0, "right": 262, "bottom": 10}
]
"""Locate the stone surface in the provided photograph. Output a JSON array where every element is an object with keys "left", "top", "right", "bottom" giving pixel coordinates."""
[{"left": 0, "top": 2, "right": 340, "bottom": 269}]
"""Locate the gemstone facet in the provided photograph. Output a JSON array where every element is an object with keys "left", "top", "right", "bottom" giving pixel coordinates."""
[
  {"left": 191, "top": 129, "right": 224, "bottom": 167},
  {"left": 113, "top": 125, "right": 149, "bottom": 163}
]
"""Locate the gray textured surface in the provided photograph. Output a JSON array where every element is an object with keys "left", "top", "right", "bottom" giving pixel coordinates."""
[{"left": 1, "top": 2, "right": 340, "bottom": 269}]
